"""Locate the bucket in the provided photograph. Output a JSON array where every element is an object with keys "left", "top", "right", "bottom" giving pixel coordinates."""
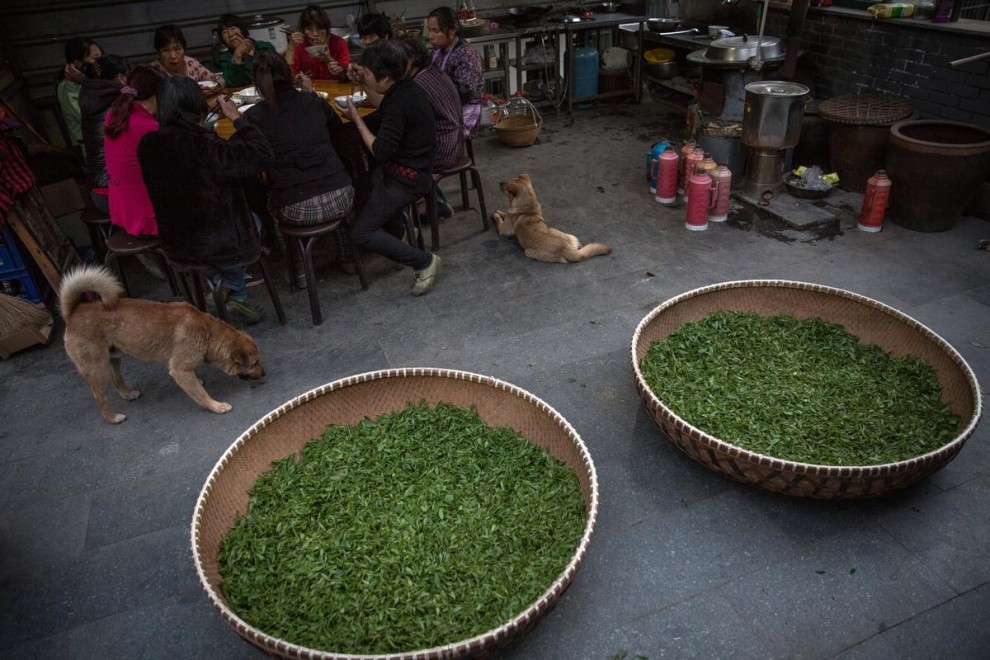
[
  {"left": 886, "top": 120, "right": 990, "bottom": 232},
  {"left": 741, "top": 81, "right": 809, "bottom": 149},
  {"left": 698, "top": 134, "right": 747, "bottom": 181},
  {"left": 247, "top": 14, "right": 288, "bottom": 55}
]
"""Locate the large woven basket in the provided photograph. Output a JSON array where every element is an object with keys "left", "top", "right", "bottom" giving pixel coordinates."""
[
  {"left": 495, "top": 107, "right": 543, "bottom": 147},
  {"left": 192, "top": 368, "right": 598, "bottom": 658},
  {"left": 631, "top": 281, "right": 982, "bottom": 499}
]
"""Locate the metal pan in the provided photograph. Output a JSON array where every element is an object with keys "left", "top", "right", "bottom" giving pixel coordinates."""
[{"left": 647, "top": 17, "right": 680, "bottom": 32}]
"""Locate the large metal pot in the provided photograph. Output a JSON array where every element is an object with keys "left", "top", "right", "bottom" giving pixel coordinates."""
[
  {"left": 687, "top": 35, "right": 785, "bottom": 67},
  {"left": 741, "top": 81, "right": 810, "bottom": 149},
  {"left": 246, "top": 14, "right": 288, "bottom": 55}
]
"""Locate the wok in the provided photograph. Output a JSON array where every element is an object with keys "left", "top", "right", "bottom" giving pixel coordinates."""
[
  {"left": 647, "top": 17, "right": 680, "bottom": 32},
  {"left": 507, "top": 5, "right": 552, "bottom": 19}
]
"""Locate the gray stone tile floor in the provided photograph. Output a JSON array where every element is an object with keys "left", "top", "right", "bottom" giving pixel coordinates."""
[{"left": 2, "top": 94, "right": 989, "bottom": 659}]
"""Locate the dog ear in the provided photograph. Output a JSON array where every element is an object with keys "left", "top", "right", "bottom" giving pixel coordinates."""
[{"left": 519, "top": 173, "right": 531, "bottom": 182}]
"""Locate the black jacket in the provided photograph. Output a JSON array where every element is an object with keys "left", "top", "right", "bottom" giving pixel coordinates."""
[
  {"left": 137, "top": 119, "right": 274, "bottom": 267},
  {"left": 372, "top": 78, "right": 436, "bottom": 195},
  {"left": 244, "top": 83, "right": 352, "bottom": 208},
  {"left": 79, "top": 78, "right": 122, "bottom": 189}
]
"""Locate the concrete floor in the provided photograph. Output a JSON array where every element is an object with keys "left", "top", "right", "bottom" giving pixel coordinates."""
[{"left": 2, "top": 93, "right": 989, "bottom": 660}]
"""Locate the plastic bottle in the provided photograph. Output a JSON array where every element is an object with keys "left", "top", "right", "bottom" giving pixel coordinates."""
[
  {"left": 858, "top": 170, "right": 891, "bottom": 232},
  {"left": 709, "top": 165, "right": 732, "bottom": 222},
  {"left": 681, "top": 147, "right": 704, "bottom": 201},
  {"left": 685, "top": 166, "right": 713, "bottom": 231},
  {"left": 479, "top": 93, "right": 497, "bottom": 136},
  {"left": 655, "top": 146, "right": 679, "bottom": 205},
  {"left": 867, "top": 3, "right": 915, "bottom": 18}
]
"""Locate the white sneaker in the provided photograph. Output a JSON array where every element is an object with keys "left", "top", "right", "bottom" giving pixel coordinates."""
[{"left": 411, "top": 253, "right": 440, "bottom": 296}]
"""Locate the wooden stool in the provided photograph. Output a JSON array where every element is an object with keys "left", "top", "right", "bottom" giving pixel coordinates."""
[
  {"left": 423, "top": 156, "right": 489, "bottom": 251},
  {"left": 169, "top": 254, "right": 286, "bottom": 326},
  {"left": 103, "top": 232, "right": 178, "bottom": 297},
  {"left": 279, "top": 219, "right": 369, "bottom": 326}
]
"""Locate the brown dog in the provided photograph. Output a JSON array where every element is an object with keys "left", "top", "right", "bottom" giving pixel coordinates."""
[
  {"left": 491, "top": 173, "right": 612, "bottom": 263},
  {"left": 59, "top": 265, "right": 265, "bottom": 424}
]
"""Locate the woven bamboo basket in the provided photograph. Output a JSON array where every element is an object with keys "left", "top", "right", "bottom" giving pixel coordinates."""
[
  {"left": 192, "top": 368, "right": 598, "bottom": 658},
  {"left": 631, "top": 281, "right": 982, "bottom": 499},
  {"left": 495, "top": 107, "right": 542, "bottom": 147}
]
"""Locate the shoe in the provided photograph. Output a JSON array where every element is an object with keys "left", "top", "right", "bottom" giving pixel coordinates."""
[
  {"left": 244, "top": 271, "right": 265, "bottom": 288},
  {"left": 438, "top": 199, "right": 454, "bottom": 219},
  {"left": 293, "top": 272, "right": 308, "bottom": 289},
  {"left": 136, "top": 253, "right": 166, "bottom": 279},
  {"left": 412, "top": 253, "right": 440, "bottom": 296},
  {"left": 225, "top": 299, "right": 264, "bottom": 325}
]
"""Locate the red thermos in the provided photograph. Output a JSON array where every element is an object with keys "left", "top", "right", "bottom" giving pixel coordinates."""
[
  {"left": 859, "top": 170, "right": 891, "bottom": 232},
  {"left": 709, "top": 165, "right": 732, "bottom": 222},
  {"left": 677, "top": 140, "right": 697, "bottom": 195},
  {"left": 681, "top": 148, "right": 704, "bottom": 201},
  {"left": 685, "top": 166, "right": 713, "bottom": 231},
  {"left": 655, "top": 146, "right": 679, "bottom": 205}
]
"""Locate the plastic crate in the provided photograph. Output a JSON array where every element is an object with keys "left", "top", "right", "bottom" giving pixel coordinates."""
[
  {"left": 1, "top": 268, "right": 46, "bottom": 303},
  {"left": 0, "top": 224, "right": 27, "bottom": 276}
]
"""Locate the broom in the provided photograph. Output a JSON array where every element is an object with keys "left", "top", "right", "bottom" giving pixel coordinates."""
[{"left": 0, "top": 291, "right": 53, "bottom": 339}]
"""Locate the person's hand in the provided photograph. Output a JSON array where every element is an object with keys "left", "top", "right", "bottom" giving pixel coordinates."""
[
  {"left": 294, "top": 72, "right": 313, "bottom": 92},
  {"left": 290, "top": 31, "right": 305, "bottom": 46},
  {"left": 327, "top": 59, "right": 344, "bottom": 77},
  {"left": 344, "top": 98, "right": 361, "bottom": 122},
  {"left": 346, "top": 63, "right": 366, "bottom": 85},
  {"left": 232, "top": 38, "right": 255, "bottom": 63},
  {"left": 218, "top": 96, "right": 241, "bottom": 122},
  {"left": 64, "top": 62, "right": 84, "bottom": 84}
]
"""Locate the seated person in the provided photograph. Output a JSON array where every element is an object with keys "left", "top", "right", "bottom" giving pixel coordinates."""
[
  {"left": 397, "top": 34, "right": 463, "bottom": 219},
  {"left": 57, "top": 37, "right": 102, "bottom": 152},
  {"left": 148, "top": 24, "right": 220, "bottom": 83},
  {"left": 103, "top": 65, "right": 167, "bottom": 279},
  {"left": 285, "top": 5, "right": 350, "bottom": 82},
  {"left": 137, "top": 76, "right": 273, "bottom": 324},
  {"left": 216, "top": 13, "right": 277, "bottom": 87},
  {"left": 244, "top": 51, "right": 355, "bottom": 289},
  {"left": 356, "top": 13, "right": 392, "bottom": 45},
  {"left": 427, "top": 6, "right": 484, "bottom": 137},
  {"left": 343, "top": 40, "right": 440, "bottom": 297},
  {"left": 80, "top": 55, "right": 129, "bottom": 214}
]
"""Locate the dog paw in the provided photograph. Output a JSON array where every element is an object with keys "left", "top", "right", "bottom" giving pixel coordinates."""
[
  {"left": 121, "top": 389, "right": 141, "bottom": 401},
  {"left": 210, "top": 402, "right": 233, "bottom": 414},
  {"left": 107, "top": 413, "right": 127, "bottom": 424}
]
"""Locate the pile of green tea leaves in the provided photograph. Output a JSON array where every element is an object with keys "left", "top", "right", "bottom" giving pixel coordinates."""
[
  {"left": 640, "top": 311, "right": 959, "bottom": 465},
  {"left": 217, "top": 401, "right": 586, "bottom": 655}
]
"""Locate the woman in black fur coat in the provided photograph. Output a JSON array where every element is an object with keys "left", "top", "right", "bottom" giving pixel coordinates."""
[{"left": 138, "top": 76, "right": 274, "bottom": 323}]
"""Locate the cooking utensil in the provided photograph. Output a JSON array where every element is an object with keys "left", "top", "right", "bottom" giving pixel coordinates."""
[
  {"left": 686, "top": 35, "right": 786, "bottom": 66},
  {"left": 647, "top": 17, "right": 680, "bottom": 32},
  {"left": 784, "top": 173, "right": 832, "bottom": 199}
]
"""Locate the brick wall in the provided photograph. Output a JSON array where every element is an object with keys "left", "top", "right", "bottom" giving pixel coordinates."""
[{"left": 767, "top": 10, "right": 990, "bottom": 126}]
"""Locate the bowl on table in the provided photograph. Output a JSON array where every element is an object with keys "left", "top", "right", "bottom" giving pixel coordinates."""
[
  {"left": 306, "top": 44, "right": 328, "bottom": 58},
  {"left": 231, "top": 86, "right": 261, "bottom": 105},
  {"left": 192, "top": 368, "right": 598, "bottom": 659},
  {"left": 631, "top": 280, "right": 982, "bottom": 499},
  {"left": 334, "top": 91, "right": 367, "bottom": 109},
  {"left": 236, "top": 103, "right": 256, "bottom": 115},
  {"left": 198, "top": 80, "right": 221, "bottom": 96}
]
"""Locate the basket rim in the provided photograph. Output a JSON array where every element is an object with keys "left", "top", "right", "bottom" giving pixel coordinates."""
[
  {"left": 191, "top": 367, "right": 599, "bottom": 660},
  {"left": 630, "top": 279, "right": 984, "bottom": 475}
]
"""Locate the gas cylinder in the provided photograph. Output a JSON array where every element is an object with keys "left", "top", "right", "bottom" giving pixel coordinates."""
[
  {"left": 655, "top": 146, "right": 679, "bottom": 204},
  {"left": 572, "top": 34, "right": 599, "bottom": 105},
  {"left": 709, "top": 165, "right": 732, "bottom": 222},
  {"left": 858, "top": 170, "right": 891, "bottom": 232},
  {"left": 646, "top": 140, "right": 669, "bottom": 192},
  {"left": 681, "top": 148, "right": 704, "bottom": 201},
  {"left": 677, "top": 140, "right": 697, "bottom": 195},
  {"left": 685, "top": 166, "right": 713, "bottom": 231}
]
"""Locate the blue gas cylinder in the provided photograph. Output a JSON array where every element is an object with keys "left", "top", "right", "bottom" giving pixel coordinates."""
[{"left": 572, "top": 39, "right": 599, "bottom": 102}]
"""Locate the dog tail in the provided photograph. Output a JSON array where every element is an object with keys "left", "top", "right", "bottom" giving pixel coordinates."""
[
  {"left": 563, "top": 242, "right": 613, "bottom": 262},
  {"left": 58, "top": 265, "right": 124, "bottom": 319}
]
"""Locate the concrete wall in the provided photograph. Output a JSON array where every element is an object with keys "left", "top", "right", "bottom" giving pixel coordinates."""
[{"left": 766, "top": 7, "right": 990, "bottom": 126}]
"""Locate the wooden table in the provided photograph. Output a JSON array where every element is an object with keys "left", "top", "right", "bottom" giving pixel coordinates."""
[{"left": 214, "top": 81, "right": 374, "bottom": 139}]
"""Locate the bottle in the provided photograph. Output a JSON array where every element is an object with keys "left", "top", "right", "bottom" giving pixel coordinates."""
[
  {"left": 646, "top": 140, "right": 669, "bottom": 192},
  {"left": 867, "top": 3, "right": 916, "bottom": 18},
  {"left": 681, "top": 147, "right": 704, "bottom": 201},
  {"left": 655, "top": 146, "right": 679, "bottom": 205},
  {"left": 709, "top": 165, "right": 732, "bottom": 222},
  {"left": 686, "top": 166, "right": 712, "bottom": 231},
  {"left": 479, "top": 93, "right": 497, "bottom": 136},
  {"left": 677, "top": 140, "right": 697, "bottom": 196},
  {"left": 859, "top": 170, "right": 891, "bottom": 232},
  {"left": 930, "top": 0, "right": 957, "bottom": 22}
]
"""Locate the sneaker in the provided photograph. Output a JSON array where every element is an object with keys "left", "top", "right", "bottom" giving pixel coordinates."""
[
  {"left": 225, "top": 299, "right": 264, "bottom": 325},
  {"left": 244, "top": 271, "right": 265, "bottom": 288},
  {"left": 438, "top": 199, "right": 454, "bottom": 219},
  {"left": 411, "top": 253, "right": 441, "bottom": 296}
]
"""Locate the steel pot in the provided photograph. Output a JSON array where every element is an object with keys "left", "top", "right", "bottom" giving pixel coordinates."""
[
  {"left": 687, "top": 35, "right": 786, "bottom": 67},
  {"left": 741, "top": 81, "right": 810, "bottom": 149}
]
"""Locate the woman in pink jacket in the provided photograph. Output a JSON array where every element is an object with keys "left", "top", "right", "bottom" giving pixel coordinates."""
[{"left": 104, "top": 65, "right": 165, "bottom": 237}]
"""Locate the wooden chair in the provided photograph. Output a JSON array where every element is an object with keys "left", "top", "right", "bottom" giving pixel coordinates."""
[
  {"left": 103, "top": 231, "right": 178, "bottom": 296},
  {"left": 169, "top": 254, "right": 286, "bottom": 326}
]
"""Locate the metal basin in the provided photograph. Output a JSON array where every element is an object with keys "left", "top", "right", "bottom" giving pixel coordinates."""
[{"left": 687, "top": 35, "right": 785, "bottom": 66}]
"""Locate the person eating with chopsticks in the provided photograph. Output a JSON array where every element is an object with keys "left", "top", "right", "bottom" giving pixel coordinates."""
[{"left": 284, "top": 5, "right": 350, "bottom": 82}]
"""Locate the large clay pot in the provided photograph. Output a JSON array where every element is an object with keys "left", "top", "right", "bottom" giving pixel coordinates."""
[{"left": 886, "top": 120, "right": 990, "bottom": 232}]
